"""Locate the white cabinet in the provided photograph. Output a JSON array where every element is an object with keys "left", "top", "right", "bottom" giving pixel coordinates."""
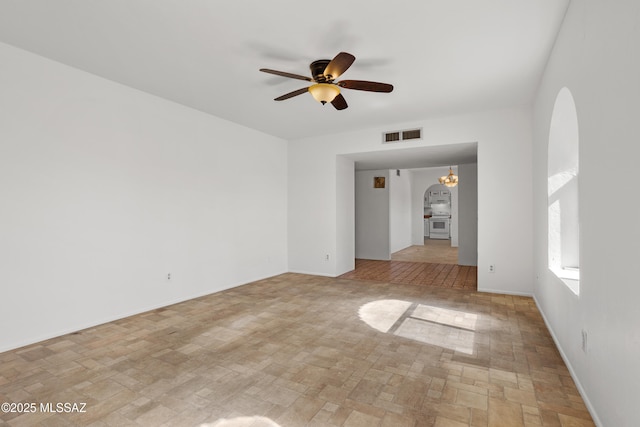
[
  {"left": 429, "top": 190, "right": 450, "bottom": 204},
  {"left": 424, "top": 219, "right": 430, "bottom": 237}
]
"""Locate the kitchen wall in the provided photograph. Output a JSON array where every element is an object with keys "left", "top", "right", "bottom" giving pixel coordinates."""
[
  {"left": 289, "top": 108, "right": 532, "bottom": 295},
  {"left": 532, "top": 1, "right": 640, "bottom": 425},
  {"left": 457, "top": 163, "right": 478, "bottom": 266},
  {"left": 448, "top": 182, "right": 459, "bottom": 247},
  {"left": 0, "top": 42, "right": 288, "bottom": 352},
  {"left": 389, "top": 169, "right": 412, "bottom": 254}
]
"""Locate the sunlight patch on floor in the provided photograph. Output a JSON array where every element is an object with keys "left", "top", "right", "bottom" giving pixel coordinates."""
[
  {"left": 358, "top": 299, "right": 413, "bottom": 333},
  {"left": 202, "top": 416, "right": 282, "bottom": 427},
  {"left": 359, "top": 300, "right": 478, "bottom": 355},
  {"left": 412, "top": 304, "right": 478, "bottom": 331}
]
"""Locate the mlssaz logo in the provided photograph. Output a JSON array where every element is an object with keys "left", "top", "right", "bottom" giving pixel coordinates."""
[{"left": 40, "top": 402, "right": 87, "bottom": 413}]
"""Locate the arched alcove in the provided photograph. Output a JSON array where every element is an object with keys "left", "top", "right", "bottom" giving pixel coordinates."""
[{"left": 548, "top": 87, "right": 580, "bottom": 294}]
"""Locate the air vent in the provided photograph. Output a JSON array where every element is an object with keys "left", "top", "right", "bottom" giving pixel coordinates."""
[
  {"left": 384, "top": 132, "right": 400, "bottom": 143},
  {"left": 382, "top": 128, "right": 422, "bottom": 144},
  {"left": 402, "top": 129, "right": 421, "bottom": 140}
]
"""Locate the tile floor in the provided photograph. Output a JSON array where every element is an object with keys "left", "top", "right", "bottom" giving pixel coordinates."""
[
  {"left": 340, "top": 260, "right": 477, "bottom": 290},
  {"left": 0, "top": 273, "right": 594, "bottom": 426},
  {"left": 391, "top": 240, "right": 459, "bottom": 265}
]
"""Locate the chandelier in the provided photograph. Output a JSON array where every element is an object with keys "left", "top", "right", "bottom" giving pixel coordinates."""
[{"left": 439, "top": 167, "right": 459, "bottom": 187}]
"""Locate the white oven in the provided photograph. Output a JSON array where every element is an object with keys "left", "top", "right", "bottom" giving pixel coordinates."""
[{"left": 429, "top": 216, "right": 450, "bottom": 239}]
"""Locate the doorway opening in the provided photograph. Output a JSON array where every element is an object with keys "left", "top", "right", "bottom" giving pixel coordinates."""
[
  {"left": 391, "top": 181, "right": 458, "bottom": 263},
  {"left": 339, "top": 145, "right": 477, "bottom": 287}
]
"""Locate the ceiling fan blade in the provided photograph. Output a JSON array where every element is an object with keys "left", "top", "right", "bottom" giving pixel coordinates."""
[
  {"left": 260, "top": 68, "right": 312, "bottom": 82},
  {"left": 274, "top": 87, "right": 309, "bottom": 101},
  {"left": 331, "top": 93, "right": 348, "bottom": 110},
  {"left": 338, "top": 80, "right": 394, "bottom": 93},
  {"left": 324, "top": 52, "right": 355, "bottom": 80}
]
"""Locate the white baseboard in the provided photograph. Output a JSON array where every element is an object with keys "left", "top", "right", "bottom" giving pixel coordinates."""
[
  {"left": 477, "top": 287, "right": 533, "bottom": 297},
  {"left": 286, "top": 269, "right": 337, "bottom": 278}
]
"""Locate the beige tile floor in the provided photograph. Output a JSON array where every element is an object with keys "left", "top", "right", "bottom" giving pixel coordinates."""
[
  {"left": 391, "top": 240, "right": 459, "bottom": 265},
  {"left": 0, "top": 273, "right": 594, "bottom": 426},
  {"left": 341, "top": 239, "right": 475, "bottom": 290},
  {"left": 340, "top": 260, "right": 477, "bottom": 290}
]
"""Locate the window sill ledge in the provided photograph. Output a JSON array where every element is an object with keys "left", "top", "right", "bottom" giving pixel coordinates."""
[{"left": 550, "top": 267, "right": 580, "bottom": 295}]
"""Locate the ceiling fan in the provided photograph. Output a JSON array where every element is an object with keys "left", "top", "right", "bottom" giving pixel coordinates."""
[{"left": 259, "top": 52, "right": 393, "bottom": 110}]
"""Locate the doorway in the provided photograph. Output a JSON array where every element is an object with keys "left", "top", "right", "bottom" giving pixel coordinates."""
[{"left": 338, "top": 144, "right": 478, "bottom": 277}]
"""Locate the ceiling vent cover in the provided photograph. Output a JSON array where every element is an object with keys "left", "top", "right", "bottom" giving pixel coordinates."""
[
  {"left": 402, "top": 129, "right": 421, "bottom": 140},
  {"left": 382, "top": 128, "right": 422, "bottom": 144},
  {"left": 384, "top": 132, "right": 401, "bottom": 143}
]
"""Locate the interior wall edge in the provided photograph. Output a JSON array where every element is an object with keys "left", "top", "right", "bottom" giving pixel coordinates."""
[
  {"left": 476, "top": 289, "right": 533, "bottom": 298},
  {"left": 532, "top": 295, "right": 603, "bottom": 427}
]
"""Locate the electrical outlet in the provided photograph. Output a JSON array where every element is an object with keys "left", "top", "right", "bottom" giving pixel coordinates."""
[
  {"left": 167, "top": 273, "right": 171, "bottom": 280},
  {"left": 581, "top": 329, "right": 588, "bottom": 353},
  {"left": 488, "top": 264, "right": 495, "bottom": 273},
  {"left": 325, "top": 254, "right": 330, "bottom": 261}
]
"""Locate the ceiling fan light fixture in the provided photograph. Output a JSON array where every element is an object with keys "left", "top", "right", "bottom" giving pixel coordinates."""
[
  {"left": 260, "top": 52, "right": 393, "bottom": 110},
  {"left": 309, "top": 83, "right": 340, "bottom": 104},
  {"left": 439, "top": 167, "right": 459, "bottom": 188}
]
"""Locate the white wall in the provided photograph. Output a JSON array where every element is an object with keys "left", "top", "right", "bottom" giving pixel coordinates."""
[
  {"left": 0, "top": 43, "right": 288, "bottom": 352},
  {"left": 449, "top": 181, "right": 459, "bottom": 247},
  {"left": 354, "top": 170, "right": 390, "bottom": 260},
  {"left": 457, "top": 163, "right": 478, "bottom": 266},
  {"left": 288, "top": 110, "right": 531, "bottom": 293},
  {"left": 336, "top": 156, "right": 355, "bottom": 274},
  {"left": 532, "top": 1, "right": 640, "bottom": 426},
  {"left": 388, "top": 169, "right": 412, "bottom": 253},
  {"left": 287, "top": 141, "right": 337, "bottom": 276}
]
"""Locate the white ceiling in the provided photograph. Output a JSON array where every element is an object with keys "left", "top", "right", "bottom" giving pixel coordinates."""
[{"left": 0, "top": 1, "right": 568, "bottom": 167}]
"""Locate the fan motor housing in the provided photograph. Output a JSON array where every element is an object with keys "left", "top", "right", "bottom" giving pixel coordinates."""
[{"left": 310, "top": 59, "right": 331, "bottom": 82}]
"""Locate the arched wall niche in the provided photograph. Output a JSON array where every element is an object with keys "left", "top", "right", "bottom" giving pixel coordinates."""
[{"left": 548, "top": 87, "right": 580, "bottom": 295}]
